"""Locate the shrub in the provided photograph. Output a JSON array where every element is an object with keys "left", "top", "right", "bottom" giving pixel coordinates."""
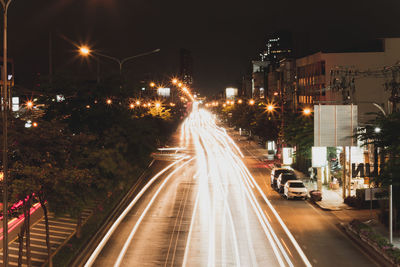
[{"left": 349, "top": 219, "right": 400, "bottom": 264}]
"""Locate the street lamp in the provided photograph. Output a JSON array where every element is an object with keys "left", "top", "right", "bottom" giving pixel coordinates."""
[
  {"left": 267, "top": 104, "right": 275, "bottom": 112},
  {"left": 303, "top": 107, "right": 312, "bottom": 116},
  {"left": 249, "top": 99, "right": 255, "bottom": 106},
  {"left": 26, "top": 100, "right": 34, "bottom": 109},
  {"left": 1, "top": 0, "right": 13, "bottom": 265},
  {"left": 79, "top": 46, "right": 90, "bottom": 56},
  {"left": 79, "top": 46, "right": 160, "bottom": 76}
]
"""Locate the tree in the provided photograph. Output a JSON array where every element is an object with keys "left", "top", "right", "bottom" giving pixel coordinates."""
[
  {"left": 357, "top": 111, "right": 400, "bottom": 227},
  {"left": 283, "top": 112, "right": 313, "bottom": 172}
]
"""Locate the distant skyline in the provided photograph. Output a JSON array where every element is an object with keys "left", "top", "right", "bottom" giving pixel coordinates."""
[{"left": 5, "top": 0, "right": 400, "bottom": 96}]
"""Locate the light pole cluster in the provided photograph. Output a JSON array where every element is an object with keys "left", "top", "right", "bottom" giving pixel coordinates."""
[
  {"left": 170, "top": 78, "right": 195, "bottom": 101},
  {"left": 205, "top": 98, "right": 313, "bottom": 117}
]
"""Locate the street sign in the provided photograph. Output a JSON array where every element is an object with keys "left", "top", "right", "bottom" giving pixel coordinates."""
[{"left": 312, "top": 147, "right": 327, "bottom": 167}]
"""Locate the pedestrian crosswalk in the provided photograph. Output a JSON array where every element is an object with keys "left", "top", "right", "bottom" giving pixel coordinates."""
[{"left": 0, "top": 206, "right": 94, "bottom": 267}]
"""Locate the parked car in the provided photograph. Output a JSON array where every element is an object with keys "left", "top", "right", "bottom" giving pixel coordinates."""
[
  {"left": 271, "top": 168, "right": 294, "bottom": 189},
  {"left": 284, "top": 180, "right": 308, "bottom": 200},
  {"left": 276, "top": 173, "right": 298, "bottom": 193}
]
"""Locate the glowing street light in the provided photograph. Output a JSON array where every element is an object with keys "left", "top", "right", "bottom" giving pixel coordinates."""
[
  {"left": 238, "top": 99, "right": 243, "bottom": 104},
  {"left": 149, "top": 82, "right": 156, "bottom": 87},
  {"left": 178, "top": 82, "right": 183, "bottom": 87},
  {"left": 303, "top": 108, "right": 312, "bottom": 116},
  {"left": 267, "top": 104, "right": 275, "bottom": 112},
  {"left": 79, "top": 46, "right": 91, "bottom": 56},
  {"left": 32, "top": 122, "right": 38, "bottom": 127},
  {"left": 249, "top": 99, "right": 255, "bottom": 105},
  {"left": 129, "top": 103, "right": 135, "bottom": 109},
  {"left": 374, "top": 127, "right": 381, "bottom": 133},
  {"left": 155, "top": 102, "right": 161, "bottom": 108},
  {"left": 26, "top": 100, "right": 33, "bottom": 109},
  {"left": 136, "top": 100, "right": 141, "bottom": 105},
  {"left": 172, "top": 78, "right": 178, "bottom": 84},
  {"left": 106, "top": 99, "right": 112, "bottom": 105}
]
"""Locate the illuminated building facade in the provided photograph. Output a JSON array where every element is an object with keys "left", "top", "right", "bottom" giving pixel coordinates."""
[{"left": 180, "top": 48, "right": 193, "bottom": 86}]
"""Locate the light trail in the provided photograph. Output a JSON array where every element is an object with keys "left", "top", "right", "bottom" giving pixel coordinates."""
[
  {"left": 183, "top": 106, "right": 311, "bottom": 266},
  {"left": 84, "top": 157, "right": 189, "bottom": 267},
  {"left": 234, "top": 153, "right": 312, "bottom": 267},
  {"left": 114, "top": 158, "right": 195, "bottom": 267},
  {"left": 186, "top": 107, "right": 284, "bottom": 266}
]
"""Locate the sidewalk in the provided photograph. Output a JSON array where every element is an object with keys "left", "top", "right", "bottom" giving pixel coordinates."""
[
  {"left": 226, "top": 127, "right": 351, "bottom": 211},
  {"left": 292, "top": 170, "right": 350, "bottom": 211},
  {"left": 227, "top": 128, "right": 400, "bottom": 254}
]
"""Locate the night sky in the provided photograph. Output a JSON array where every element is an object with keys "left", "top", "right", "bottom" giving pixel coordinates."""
[{"left": 5, "top": 0, "right": 400, "bottom": 96}]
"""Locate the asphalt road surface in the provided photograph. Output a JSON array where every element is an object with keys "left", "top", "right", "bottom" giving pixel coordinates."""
[{"left": 85, "top": 104, "right": 378, "bottom": 267}]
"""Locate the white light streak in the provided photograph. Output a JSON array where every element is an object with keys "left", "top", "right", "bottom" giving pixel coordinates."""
[
  {"left": 114, "top": 158, "right": 195, "bottom": 267},
  {"left": 84, "top": 157, "right": 189, "bottom": 267},
  {"left": 183, "top": 107, "right": 311, "bottom": 267}
]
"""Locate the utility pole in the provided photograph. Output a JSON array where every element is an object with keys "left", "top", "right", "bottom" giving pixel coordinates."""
[
  {"left": 49, "top": 31, "right": 53, "bottom": 84},
  {"left": 0, "top": 1, "right": 13, "bottom": 266}
]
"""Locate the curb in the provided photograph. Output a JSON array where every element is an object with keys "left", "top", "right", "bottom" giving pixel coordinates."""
[
  {"left": 313, "top": 201, "right": 342, "bottom": 211},
  {"left": 337, "top": 223, "right": 395, "bottom": 267}
]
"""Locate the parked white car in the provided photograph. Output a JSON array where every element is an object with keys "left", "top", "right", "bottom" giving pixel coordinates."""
[{"left": 283, "top": 180, "right": 308, "bottom": 200}]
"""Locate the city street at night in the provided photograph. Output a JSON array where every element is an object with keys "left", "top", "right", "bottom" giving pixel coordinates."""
[
  {"left": 0, "top": 1, "right": 399, "bottom": 266},
  {"left": 84, "top": 106, "right": 379, "bottom": 267}
]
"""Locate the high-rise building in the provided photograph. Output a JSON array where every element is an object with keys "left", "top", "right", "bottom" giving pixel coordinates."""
[
  {"left": 180, "top": 48, "right": 193, "bottom": 85},
  {"left": 261, "top": 32, "right": 293, "bottom": 67}
]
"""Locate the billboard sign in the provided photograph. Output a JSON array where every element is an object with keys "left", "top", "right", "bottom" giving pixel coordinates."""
[
  {"left": 312, "top": 147, "right": 327, "bottom": 167},
  {"left": 282, "top": 147, "right": 293, "bottom": 165},
  {"left": 314, "top": 105, "right": 357, "bottom": 147},
  {"left": 226, "top": 87, "right": 238, "bottom": 100},
  {"left": 157, "top": 88, "right": 170, "bottom": 97}
]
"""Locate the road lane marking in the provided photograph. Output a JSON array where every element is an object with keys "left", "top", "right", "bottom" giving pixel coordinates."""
[
  {"left": 280, "top": 238, "right": 293, "bottom": 258},
  {"left": 167, "top": 171, "right": 194, "bottom": 266},
  {"left": 263, "top": 209, "right": 272, "bottom": 223},
  {"left": 182, "top": 191, "right": 199, "bottom": 267}
]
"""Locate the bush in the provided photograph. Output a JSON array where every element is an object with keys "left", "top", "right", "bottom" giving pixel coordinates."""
[{"left": 349, "top": 219, "right": 400, "bottom": 264}]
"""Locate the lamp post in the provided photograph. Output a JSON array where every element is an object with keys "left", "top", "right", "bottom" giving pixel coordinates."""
[
  {"left": 79, "top": 47, "right": 160, "bottom": 78},
  {"left": 0, "top": 0, "right": 12, "bottom": 266},
  {"left": 371, "top": 103, "right": 392, "bottom": 243}
]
